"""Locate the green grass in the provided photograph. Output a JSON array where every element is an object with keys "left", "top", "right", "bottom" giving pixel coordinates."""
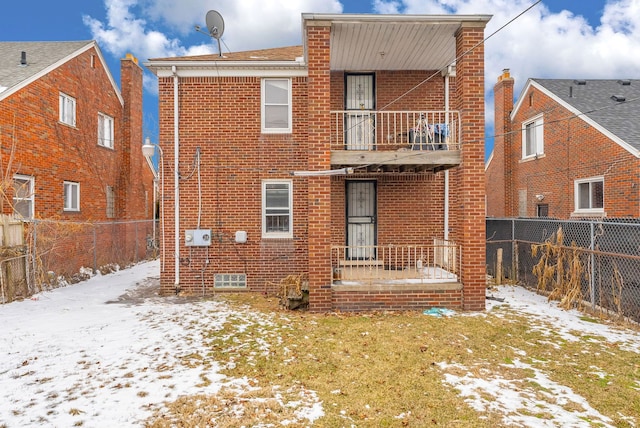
[{"left": 145, "top": 292, "right": 640, "bottom": 427}]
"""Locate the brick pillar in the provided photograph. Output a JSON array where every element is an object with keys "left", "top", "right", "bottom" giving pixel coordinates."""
[
  {"left": 455, "top": 24, "right": 487, "bottom": 311},
  {"left": 306, "top": 22, "right": 333, "bottom": 312},
  {"left": 119, "top": 54, "right": 145, "bottom": 220},
  {"left": 489, "top": 69, "right": 514, "bottom": 217}
]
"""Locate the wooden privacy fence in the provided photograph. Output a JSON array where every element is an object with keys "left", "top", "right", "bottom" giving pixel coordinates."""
[{"left": 0, "top": 215, "right": 28, "bottom": 304}]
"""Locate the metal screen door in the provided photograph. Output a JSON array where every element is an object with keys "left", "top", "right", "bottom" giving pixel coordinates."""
[
  {"left": 345, "top": 74, "right": 375, "bottom": 150},
  {"left": 346, "top": 181, "right": 377, "bottom": 260}
]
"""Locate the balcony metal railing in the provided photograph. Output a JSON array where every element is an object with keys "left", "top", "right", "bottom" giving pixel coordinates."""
[
  {"left": 331, "top": 241, "right": 461, "bottom": 285},
  {"left": 330, "top": 110, "right": 460, "bottom": 151}
]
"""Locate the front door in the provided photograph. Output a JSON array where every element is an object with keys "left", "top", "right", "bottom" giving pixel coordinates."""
[
  {"left": 346, "top": 181, "right": 377, "bottom": 260},
  {"left": 345, "top": 74, "right": 375, "bottom": 150}
]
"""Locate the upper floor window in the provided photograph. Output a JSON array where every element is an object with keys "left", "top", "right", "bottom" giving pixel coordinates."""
[
  {"left": 574, "top": 177, "right": 604, "bottom": 214},
  {"left": 522, "top": 114, "right": 543, "bottom": 159},
  {"left": 59, "top": 93, "right": 76, "bottom": 127},
  {"left": 262, "top": 78, "right": 291, "bottom": 133},
  {"left": 262, "top": 180, "right": 292, "bottom": 238},
  {"left": 63, "top": 181, "right": 80, "bottom": 212},
  {"left": 98, "top": 113, "right": 114, "bottom": 149},
  {"left": 13, "top": 174, "right": 34, "bottom": 219}
]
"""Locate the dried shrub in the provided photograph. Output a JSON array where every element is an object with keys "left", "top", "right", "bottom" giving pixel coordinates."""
[{"left": 532, "top": 226, "right": 586, "bottom": 310}]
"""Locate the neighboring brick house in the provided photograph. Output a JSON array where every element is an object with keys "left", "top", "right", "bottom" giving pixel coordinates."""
[
  {"left": 0, "top": 41, "right": 154, "bottom": 279},
  {"left": 145, "top": 13, "right": 490, "bottom": 312},
  {"left": 487, "top": 69, "right": 640, "bottom": 219}
]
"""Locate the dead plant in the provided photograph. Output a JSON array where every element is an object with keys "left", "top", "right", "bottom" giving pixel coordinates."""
[{"left": 532, "top": 226, "right": 587, "bottom": 310}]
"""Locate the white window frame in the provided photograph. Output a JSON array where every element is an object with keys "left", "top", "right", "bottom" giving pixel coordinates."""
[
  {"left": 13, "top": 174, "right": 34, "bottom": 219},
  {"left": 98, "top": 112, "right": 114, "bottom": 149},
  {"left": 522, "top": 114, "right": 543, "bottom": 159},
  {"left": 262, "top": 180, "right": 293, "bottom": 239},
  {"left": 574, "top": 176, "right": 604, "bottom": 215},
  {"left": 261, "top": 78, "right": 292, "bottom": 133},
  {"left": 63, "top": 181, "right": 80, "bottom": 212},
  {"left": 59, "top": 92, "right": 76, "bottom": 127}
]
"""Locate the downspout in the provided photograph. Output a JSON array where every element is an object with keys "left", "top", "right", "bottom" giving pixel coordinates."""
[
  {"left": 443, "top": 67, "right": 451, "bottom": 241},
  {"left": 173, "top": 65, "right": 180, "bottom": 292}
]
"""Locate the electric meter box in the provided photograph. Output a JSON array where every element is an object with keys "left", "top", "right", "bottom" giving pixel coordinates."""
[{"left": 185, "top": 229, "right": 212, "bottom": 246}]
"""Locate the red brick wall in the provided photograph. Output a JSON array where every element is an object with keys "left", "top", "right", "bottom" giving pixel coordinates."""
[
  {"left": 155, "top": 26, "right": 488, "bottom": 313},
  {"left": 332, "top": 287, "right": 462, "bottom": 312},
  {"left": 507, "top": 85, "right": 640, "bottom": 218},
  {"left": 156, "top": 74, "right": 312, "bottom": 296},
  {"left": 486, "top": 71, "right": 514, "bottom": 217},
  {"left": 0, "top": 48, "right": 150, "bottom": 222},
  {"left": 453, "top": 25, "right": 487, "bottom": 311},
  {"left": 0, "top": 46, "right": 152, "bottom": 281}
]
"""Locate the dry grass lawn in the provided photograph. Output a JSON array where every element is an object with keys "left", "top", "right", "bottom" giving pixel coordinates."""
[{"left": 145, "top": 290, "right": 640, "bottom": 427}]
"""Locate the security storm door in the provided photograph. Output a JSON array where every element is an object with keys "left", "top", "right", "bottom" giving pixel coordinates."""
[
  {"left": 346, "top": 181, "right": 377, "bottom": 260},
  {"left": 345, "top": 74, "right": 375, "bottom": 150}
]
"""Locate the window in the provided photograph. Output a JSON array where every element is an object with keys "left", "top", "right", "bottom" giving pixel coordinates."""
[
  {"left": 574, "top": 177, "right": 604, "bottom": 214},
  {"left": 262, "top": 78, "right": 291, "bottom": 133},
  {"left": 106, "top": 185, "right": 115, "bottom": 218},
  {"left": 262, "top": 180, "right": 292, "bottom": 238},
  {"left": 59, "top": 93, "right": 76, "bottom": 126},
  {"left": 13, "top": 175, "right": 34, "bottom": 219},
  {"left": 522, "top": 114, "right": 543, "bottom": 158},
  {"left": 537, "top": 204, "right": 549, "bottom": 217},
  {"left": 63, "top": 181, "right": 80, "bottom": 212},
  {"left": 98, "top": 113, "right": 114, "bottom": 148}
]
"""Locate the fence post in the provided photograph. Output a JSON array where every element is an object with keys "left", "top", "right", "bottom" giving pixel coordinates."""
[
  {"left": 511, "top": 219, "right": 518, "bottom": 282},
  {"left": 93, "top": 226, "right": 97, "bottom": 275},
  {"left": 135, "top": 222, "right": 139, "bottom": 262},
  {"left": 496, "top": 248, "right": 503, "bottom": 285},
  {"left": 589, "top": 222, "right": 595, "bottom": 307},
  {"left": 32, "top": 220, "right": 38, "bottom": 290}
]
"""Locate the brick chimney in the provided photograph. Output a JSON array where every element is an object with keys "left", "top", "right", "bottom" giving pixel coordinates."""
[
  {"left": 488, "top": 69, "right": 514, "bottom": 217},
  {"left": 118, "top": 53, "right": 147, "bottom": 220}
]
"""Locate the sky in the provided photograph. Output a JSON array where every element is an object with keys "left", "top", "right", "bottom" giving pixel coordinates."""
[
  {"left": 2, "top": 0, "right": 639, "bottom": 159},
  {"left": 1, "top": 259, "right": 639, "bottom": 426}
]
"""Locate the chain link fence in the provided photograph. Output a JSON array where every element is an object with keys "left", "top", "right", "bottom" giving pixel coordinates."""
[
  {"left": 487, "top": 218, "right": 640, "bottom": 323},
  {"left": 1, "top": 219, "right": 157, "bottom": 303}
]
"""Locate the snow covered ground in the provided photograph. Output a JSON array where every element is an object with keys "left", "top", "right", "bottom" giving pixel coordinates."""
[
  {"left": 0, "top": 260, "right": 321, "bottom": 427},
  {"left": 1, "top": 260, "right": 638, "bottom": 427}
]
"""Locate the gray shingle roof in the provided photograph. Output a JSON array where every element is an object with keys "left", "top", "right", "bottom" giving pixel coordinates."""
[
  {"left": 0, "top": 41, "right": 93, "bottom": 95},
  {"left": 532, "top": 78, "right": 640, "bottom": 151}
]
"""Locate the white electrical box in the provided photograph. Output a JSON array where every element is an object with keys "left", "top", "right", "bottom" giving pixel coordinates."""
[
  {"left": 235, "top": 230, "right": 247, "bottom": 244},
  {"left": 185, "top": 229, "right": 212, "bottom": 246}
]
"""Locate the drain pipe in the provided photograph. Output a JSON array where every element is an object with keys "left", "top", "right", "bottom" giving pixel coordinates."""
[
  {"left": 443, "top": 66, "right": 452, "bottom": 241},
  {"left": 172, "top": 65, "right": 180, "bottom": 292}
]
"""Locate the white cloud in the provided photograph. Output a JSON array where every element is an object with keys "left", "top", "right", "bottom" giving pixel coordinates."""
[{"left": 373, "top": 0, "right": 640, "bottom": 151}]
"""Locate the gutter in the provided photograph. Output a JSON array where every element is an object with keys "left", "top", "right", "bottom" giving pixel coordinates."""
[{"left": 173, "top": 65, "right": 180, "bottom": 292}]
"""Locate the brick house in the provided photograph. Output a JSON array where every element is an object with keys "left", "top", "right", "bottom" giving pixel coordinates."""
[
  {"left": 487, "top": 69, "right": 640, "bottom": 219},
  {"left": 0, "top": 41, "right": 154, "bottom": 279},
  {"left": 145, "top": 13, "right": 490, "bottom": 312}
]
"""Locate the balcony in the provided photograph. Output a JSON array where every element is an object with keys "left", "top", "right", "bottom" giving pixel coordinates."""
[
  {"left": 331, "top": 241, "right": 460, "bottom": 286},
  {"left": 330, "top": 110, "right": 462, "bottom": 173}
]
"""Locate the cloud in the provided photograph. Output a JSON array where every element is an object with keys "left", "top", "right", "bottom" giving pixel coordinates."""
[
  {"left": 373, "top": 0, "right": 640, "bottom": 154},
  {"left": 84, "top": 0, "right": 343, "bottom": 94}
]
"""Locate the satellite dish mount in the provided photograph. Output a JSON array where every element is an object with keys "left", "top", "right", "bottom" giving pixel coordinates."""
[{"left": 205, "top": 10, "right": 225, "bottom": 57}]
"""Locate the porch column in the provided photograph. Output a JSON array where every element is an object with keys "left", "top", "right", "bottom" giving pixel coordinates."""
[
  {"left": 455, "top": 23, "right": 487, "bottom": 311},
  {"left": 306, "top": 21, "right": 333, "bottom": 311}
]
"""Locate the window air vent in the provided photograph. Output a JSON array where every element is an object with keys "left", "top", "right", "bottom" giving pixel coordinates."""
[
  {"left": 611, "top": 95, "right": 626, "bottom": 102},
  {"left": 573, "top": 79, "right": 586, "bottom": 85},
  {"left": 618, "top": 79, "right": 631, "bottom": 86}
]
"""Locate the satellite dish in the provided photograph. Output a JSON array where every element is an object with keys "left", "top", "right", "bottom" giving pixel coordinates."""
[{"left": 205, "top": 10, "right": 225, "bottom": 57}]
